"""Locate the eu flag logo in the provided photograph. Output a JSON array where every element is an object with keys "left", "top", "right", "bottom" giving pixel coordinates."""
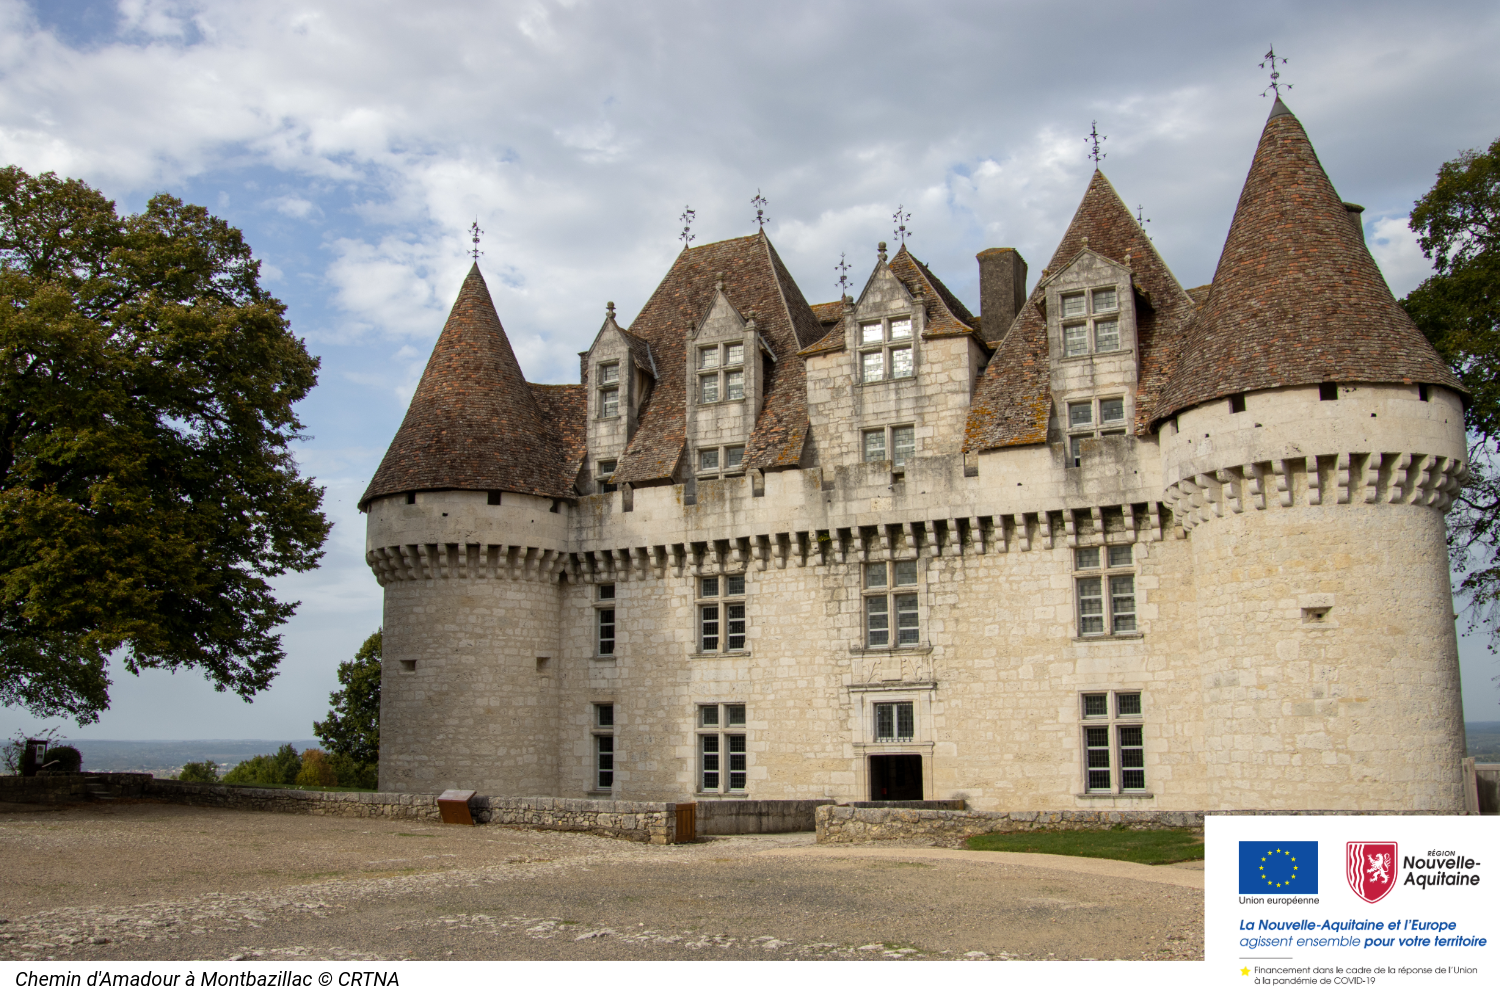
[{"left": 1238, "top": 841, "right": 1319, "bottom": 894}]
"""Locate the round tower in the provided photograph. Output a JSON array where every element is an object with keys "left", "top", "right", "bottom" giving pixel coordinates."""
[
  {"left": 360, "top": 265, "right": 578, "bottom": 794},
  {"left": 1155, "top": 99, "right": 1469, "bottom": 811}
]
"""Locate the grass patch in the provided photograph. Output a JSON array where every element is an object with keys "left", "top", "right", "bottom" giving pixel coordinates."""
[{"left": 965, "top": 827, "right": 1204, "bottom": 865}]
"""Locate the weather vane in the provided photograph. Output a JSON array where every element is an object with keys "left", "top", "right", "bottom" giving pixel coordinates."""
[
  {"left": 752, "top": 189, "right": 769, "bottom": 228},
  {"left": 835, "top": 252, "right": 851, "bottom": 296},
  {"left": 1137, "top": 204, "right": 1151, "bottom": 229},
  {"left": 892, "top": 205, "right": 911, "bottom": 246},
  {"left": 678, "top": 205, "right": 696, "bottom": 247},
  {"left": 1086, "top": 121, "right": 1107, "bottom": 166},
  {"left": 1260, "top": 45, "right": 1291, "bottom": 99},
  {"left": 468, "top": 220, "right": 483, "bottom": 262}
]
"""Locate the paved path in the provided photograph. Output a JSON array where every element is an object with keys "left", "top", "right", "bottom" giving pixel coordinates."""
[{"left": 0, "top": 802, "right": 1203, "bottom": 962}]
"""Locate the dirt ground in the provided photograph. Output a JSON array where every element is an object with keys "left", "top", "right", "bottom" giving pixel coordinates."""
[{"left": 0, "top": 800, "right": 1203, "bottom": 961}]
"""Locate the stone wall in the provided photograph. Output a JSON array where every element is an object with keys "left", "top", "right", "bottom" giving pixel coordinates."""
[
  {"left": 0, "top": 773, "right": 153, "bottom": 805},
  {"left": 148, "top": 780, "right": 444, "bottom": 822},
  {"left": 816, "top": 804, "right": 1204, "bottom": 846},
  {"left": 473, "top": 795, "right": 677, "bottom": 844},
  {"left": 694, "top": 798, "right": 830, "bottom": 834}
]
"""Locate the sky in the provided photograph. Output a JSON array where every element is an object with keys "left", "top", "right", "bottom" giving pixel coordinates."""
[{"left": 1, "top": 0, "right": 1498, "bottom": 741}]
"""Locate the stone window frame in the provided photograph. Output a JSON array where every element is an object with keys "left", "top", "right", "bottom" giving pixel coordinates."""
[
  {"left": 862, "top": 558, "right": 923, "bottom": 650},
  {"left": 597, "top": 359, "right": 621, "bottom": 419},
  {"left": 861, "top": 424, "right": 916, "bottom": 468},
  {"left": 1065, "top": 395, "right": 1128, "bottom": 467},
  {"left": 696, "top": 573, "right": 748, "bottom": 655},
  {"left": 857, "top": 315, "right": 916, "bottom": 384},
  {"left": 592, "top": 702, "right": 616, "bottom": 791},
  {"left": 696, "top": 341, "right": 747, "bottom": 405},
  {"left": 1079, "top": 690, "right": 1146, "bottom": 795},
  {"left": 696, "top": 443, "right": 746, "bottom": 481},
  {"left": 596, "top": 458, "right": 618, "bottom": 494},
  {"left": 594, "top": 583, "right": 616, "bottom": 658},
  {"left": 873, "top": 700, "right": 916, "bottom": 743},
  {"left": 696, "top": 702, "right": 748, "bottom": 794},
  {"left": 1059, "top": 284, "right": 1123, "bottom": 358},
  {"left": 1073, "top": 544, "right": 1138, "bottom": 638}
]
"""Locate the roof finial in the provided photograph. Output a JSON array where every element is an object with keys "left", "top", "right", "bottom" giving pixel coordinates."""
[
  {"left": 835, "top": 252, "right": 851, "bottom": 297},
  {"left": 715, "top": 270, "right": 724, "bottom": 292},
  {"left": 678, "top": 205, "right": 696, "bottom": 247},
  {"left": 468, "top": 219, "right": 483, "bottom": 262},
  {"left": 1136, "top": 204, "right": 1152, "bottom": 238},
  {"left": 752, "top": 189, "right": 768, "bottom": 229},
  {"left": 877, "top": 240, "right": 888, "bottom": 264},
  {"left": 1086, "top": 121, "right": 1107, "bottom": 166},
  {"left": 1259, "top": 45, "right": 1292, "bottom": 99},
  {"left": 605, "top": 301, "right": 616, "bottom": 321},
  {"left": 892, "top": 206, "right": 911, "bottom": 246}
]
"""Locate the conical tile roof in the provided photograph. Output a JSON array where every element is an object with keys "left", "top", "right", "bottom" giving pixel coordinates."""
[
  {"left": 360, "top": 264, "right": 571, "bottom": 507},
  {"left": 964, "top": 170, "right": 1195, "bottom": 450},
  {"left": 1154, "top": 102, "right": 1464, "bottom": 420}
]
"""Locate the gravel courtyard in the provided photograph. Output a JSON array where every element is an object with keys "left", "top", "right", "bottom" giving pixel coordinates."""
[{"left": 0, "top": 801, "right": 1203, "bottom": 962}]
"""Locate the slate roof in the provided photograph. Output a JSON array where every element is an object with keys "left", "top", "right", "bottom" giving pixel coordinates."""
[
  {"left": 963, "top": 169, "right": 1196, "bottom": 451},
  {"left": 1153, "top": 100, "right": 1465, "bottom": 421},
  {"left": 611, "top": 233, "right": 824, "bottom": 483},
  {"left": 360, "top": 265, "right": 576, "bottom": 507}
]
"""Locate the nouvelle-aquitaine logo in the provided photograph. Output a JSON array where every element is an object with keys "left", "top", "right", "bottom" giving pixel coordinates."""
[{"left": 1346, "top": 842, "right": 1397, "bottom": 903}]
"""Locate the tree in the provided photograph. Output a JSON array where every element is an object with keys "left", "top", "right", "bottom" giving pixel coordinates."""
[
  {"left": 1402, "top": 138, "right": 1500, "bottom": 676},
  {"left": 313, "top": 630, "right": 381, "bottom": 766},
  {"left": 0, "top": 167, "right": 330, "bottom": 724},
  {"left": 178, "top": 760, "right": 218, "bottom": 783},
  {"left": 222, "top": 743, "right": 301, "bottom": 785}
]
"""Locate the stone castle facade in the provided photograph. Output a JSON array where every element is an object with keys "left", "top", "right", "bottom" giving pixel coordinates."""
[{"left": 360, "top": 100, "right": 1471, "bottom": 812}]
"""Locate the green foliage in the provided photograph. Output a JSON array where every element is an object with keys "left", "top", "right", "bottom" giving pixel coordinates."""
[
  {"left": 41, "top": 744, "right": 81, "bottom": 772},
  {"left": 965, "top": 827, "right": 1205, "bottom": 865},
  {"left": 1401, "top": 138, "right": 1500, "bottom": 667},
  {"left": 177, "top": 760, "right": 219, "bottom": 783},
  {"left": 313, "top": 630, "right": 381, "bottom": 766},
  {"left": 0, "top": 166, "right": 330, "bottom": 724},
  {"left": 222, "top": 743, "right": 302, "bottom": 785},
  {"left": 327, "top": 752, "right": 378, "bottom": 789}
]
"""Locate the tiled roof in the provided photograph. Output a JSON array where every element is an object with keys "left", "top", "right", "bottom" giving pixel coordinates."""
[
  {"left": 810, "top": 300, "right": 844, "bottom": 326},
  {"left": 530, "top": 383, "right": 587, "bottom": 486},
  {"left": 1154, "top": 101, "right": 1465, "bottom": 420},
  {"left": 889, "top": 246, "right": 977, "bottom": 338},
  {"left": 611, "top": 233, "right": 819, "bottom": 482},
  {"left": 360, "top": 265, "right": 575, "bottom": 507},
  {"left": 963, "top": 170, "right": 1195, "bottom": 451},
  {"left": 1184, "top": 284, "right": 1213, "bottom": 307}
]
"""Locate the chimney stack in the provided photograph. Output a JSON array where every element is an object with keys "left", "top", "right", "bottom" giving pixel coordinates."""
[
  {"left": 1342, "top": 202, "right": 1366, "bottom": 244},
  {"left": 977, "top": 248, "right": 1028, "bottom": 343}
]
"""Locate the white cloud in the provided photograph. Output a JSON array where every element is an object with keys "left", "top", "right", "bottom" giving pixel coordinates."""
[{"left": 1368, "top": 215, "right": 1434, "bottom": 298}]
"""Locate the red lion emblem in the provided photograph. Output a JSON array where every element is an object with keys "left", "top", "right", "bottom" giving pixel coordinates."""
[{"left": 1347, "top": 842, "right": 1397, "bottom": 903}]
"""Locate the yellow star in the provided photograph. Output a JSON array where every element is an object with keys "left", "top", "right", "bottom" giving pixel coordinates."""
[{"left": 1241, "top": 967, "right": 1250, "bottom": 976}]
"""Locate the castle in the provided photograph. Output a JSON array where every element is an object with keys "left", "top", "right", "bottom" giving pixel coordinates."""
[{"left": 360, "top": 99, "right": 1471, "bottom": 813}]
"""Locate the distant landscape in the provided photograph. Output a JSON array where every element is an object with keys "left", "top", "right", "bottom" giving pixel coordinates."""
[
  {"left": 1467, "top": 721, "right": 1500, "bottom": 763},
  {"left": 39, "top": 727, "right": 1500, "bottom": 777},
  {"left": 56, "top": 740, "right": 322, "bottom": 779}
]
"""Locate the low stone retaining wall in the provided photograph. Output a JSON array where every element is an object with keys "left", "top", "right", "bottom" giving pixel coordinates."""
[
  {"left": 0, "top": 773, "right": 153, "bottom": 805},
  {"left": 474, "top": 795, "right": 677, "bottom": 844},
  {"left": 149, "top": 780, "right": 444, "bottom": 822},
  {"left": 816, "top": 805, "right": 1204, "bottom": 845},
  {"left": 847, "top": 800, "right": 967, "bottom": 811},
  {"left": 695, "top": 798, "right": 832, "bottom": 834}
]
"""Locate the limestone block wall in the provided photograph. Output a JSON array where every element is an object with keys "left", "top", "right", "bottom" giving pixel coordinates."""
[
  {"left": 370, "top": 490, "right": 569, "bottom": 795},
  {"left": 1187, "top": 500, "right": 1466, "bottom": 811}
]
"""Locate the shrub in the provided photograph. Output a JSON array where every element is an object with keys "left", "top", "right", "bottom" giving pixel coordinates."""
[
  {"left": 293, "top": 748, "right": 337, "bottom": 787},
  {"left": 328, "top": 752, "right": 378, "bottom": 789},
  {"left": 41, "top": 745, "right": 82, "bottom": 772},
  {"left": 222, "top": 743, "right": 302, "bottom": 785},
  {"left": 178, "top": 760, "right": 219, "bottom": 783}
]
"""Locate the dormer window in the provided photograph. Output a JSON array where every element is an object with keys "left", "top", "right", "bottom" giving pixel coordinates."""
[
  {"left": 1061, "top": 286, "right": 1122, "bottom": 357},
  {"left": 598, "top": 362, "right": 620, "bottom": 418},
  {"left": 859, "top": 317, "right": 915, "bottom": 383},
  {"left": 597, "top": 459, "right": 617, "bottom": 494},
  {"left": 698, "top": 342, "right": 746, "bottom": 403},
  {"left": 1067, "top": 396, "right": 1128, "bottom": 466}
]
